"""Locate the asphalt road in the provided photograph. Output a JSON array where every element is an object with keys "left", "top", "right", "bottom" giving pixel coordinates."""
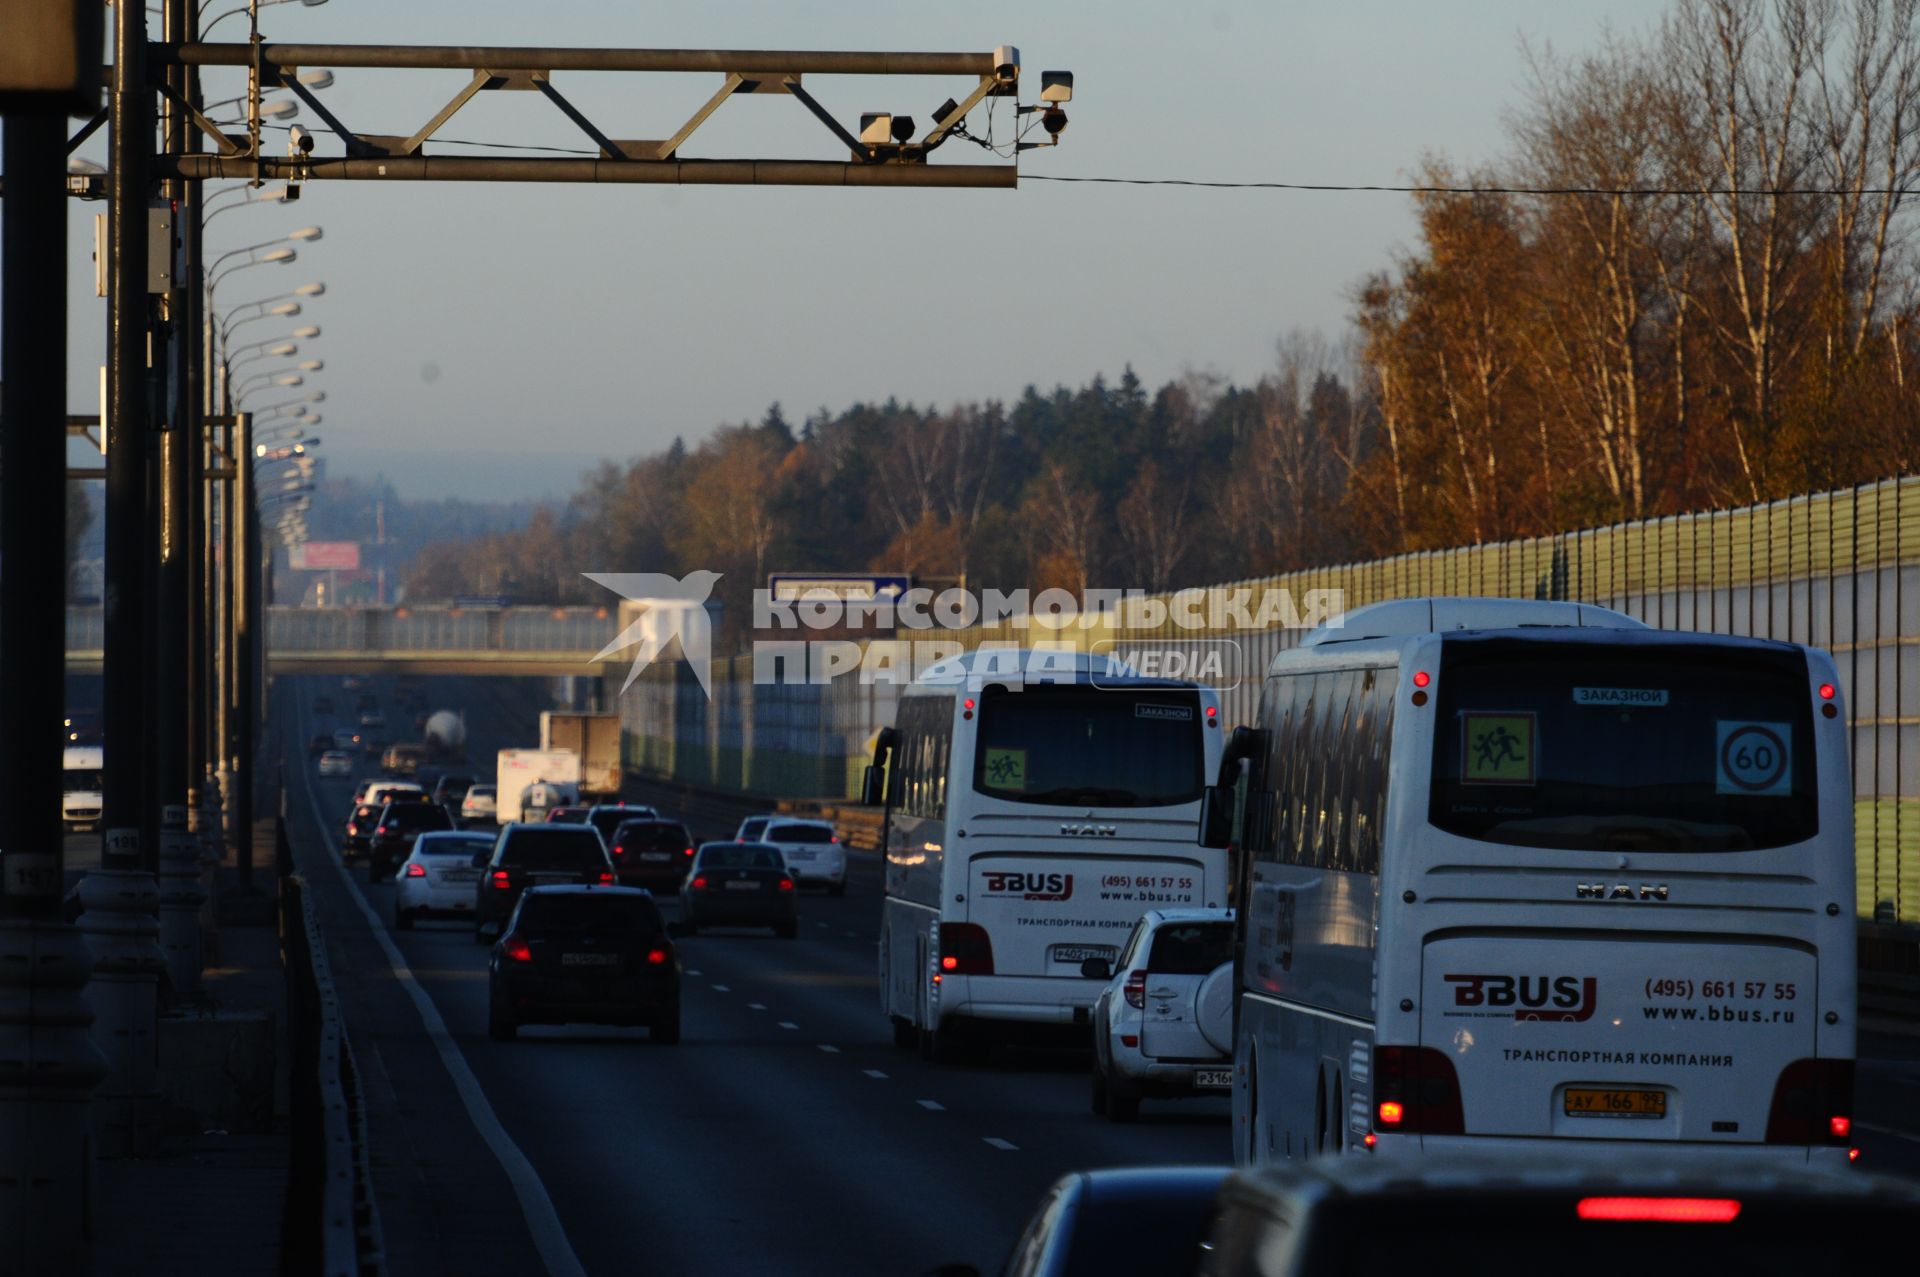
[{"left": 282, "top": 674, "right": 1229, "bottom": 1277}]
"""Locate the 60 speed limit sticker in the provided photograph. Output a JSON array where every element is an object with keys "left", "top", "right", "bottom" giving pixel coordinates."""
[{"left": 1715, "top": 720, "right": 1792, "bottom": 796}]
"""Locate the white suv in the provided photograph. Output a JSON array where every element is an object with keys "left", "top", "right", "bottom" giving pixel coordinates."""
[
  {"left": 1087, "top": 908, "right": 1235, "bottom": 1121},
  {"left": 759, "top": 819, "right": 846, "bottom": 895}
]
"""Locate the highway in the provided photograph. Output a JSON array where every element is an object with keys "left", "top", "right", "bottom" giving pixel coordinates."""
[{"left": 281, "top": 674, "right": 1229, "bottom": 1276}]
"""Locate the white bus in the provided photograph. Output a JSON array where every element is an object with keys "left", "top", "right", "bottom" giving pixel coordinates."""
[
  {"left": 1204, "top": 598, "right": 1856, "bottom": 1166},
  {"left": 869, "top": 649, "right": 1229, "bottom": 1062}
]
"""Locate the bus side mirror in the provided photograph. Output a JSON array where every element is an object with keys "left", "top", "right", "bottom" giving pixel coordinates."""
[
  {"left": 861, "top": 764, "right": 886, "bottom": 808},
  {"left": 1199, "top": 784, "right": 1234, "bottom": 849}
]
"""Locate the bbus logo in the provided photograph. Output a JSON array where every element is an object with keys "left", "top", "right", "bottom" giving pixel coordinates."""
[
  {"left": 981, "top": 871, "right": 1074, "bottom": 901},
  {"left": 1444, "top": 973, "right": 1598, "bottom": 1022}
]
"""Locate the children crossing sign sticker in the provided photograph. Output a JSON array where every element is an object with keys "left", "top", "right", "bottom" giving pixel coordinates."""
[
  {"left": 1716, "top": 721, "right": 1791, "bottom": 796},
  {"left": 1462, "top": 712, "right": 1537, "bottom": 785},
  {"left": 983, "top": 747, "right": 1028, "bottom": 791}
]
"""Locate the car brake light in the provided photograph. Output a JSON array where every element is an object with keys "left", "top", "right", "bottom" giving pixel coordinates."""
[
  {"left": 1765, "top": 1058, "right": 1854, "bottom": 1145},
  {"left": 683, "top": 846, "right": 694, "bottom": 856},
  {"left": 778, "top": 876, "right": 794, "bottom": 892},
  {"left": 691, "top": 875, "right": 708, "bottom": 891},
  {"left": 646, "top": 947, "right": 669, "bottom": 965},
  {"left": 405, "top": 863, "right": 426, "bottom": 878},
  {"left": 1371, "top": 1045, "right": 1465, "bottom": 1135},
  {"left": 939, "top": 923, "right": 993, "bottom": 976},
  {"left": 491, "top": 869, "right": 511, "bottom": 890},
  {"left": 613, "top": 844, "right": 625, "bottom": 857},
  {"left": 501, "top": 935, "right": 533, "bottom": 963},
  {"left": 829, "top": 834, "right": 839, "bottom": 843},
  {"left": 376, "top": 825, "right": 388, "bottom": 836},
  {"left": 597, "top": 871, "right": 614, "bottom": 885},
  {"left": 1576, "top": 1198, "right": 1741, "bottom": 1224},
  {"left": 1123, "top": 970, "right": 1147, "bottom": 1010}
]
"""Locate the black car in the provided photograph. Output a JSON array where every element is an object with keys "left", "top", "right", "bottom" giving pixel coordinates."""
[
  {"left": 953, "top": 1166, "right": 1230, "bottom": 1277},
  {"left": 432, "top": 773, "right": 476, "bottom": 812},
  {"left": 678, "top": 842, "right": 796, "bottom": 938},
  {"left": 488, "top": 886, "right": 680, "bottom": 1043},
  {"left": 584, "top": 803, "right": 659, "bottom": 847},
  {"left": 609, "top": 819, "right": 694, "bottom": 891},
  {"left": 367, "top": 799, "right": 455, "bottom": 881},
  {"left": 475, "top": 823, "right": 615, "bottom": 942},
  {"left": 343, "top": 786, "right": 430, "bottom": 859}
]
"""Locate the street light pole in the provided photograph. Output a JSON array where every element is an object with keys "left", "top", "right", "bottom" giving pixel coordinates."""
[
  {"left": 232, "top": 412, "right": 256, "bottom": 888},
  {"left": 156, "top": 0, "right": 208, "bottom": 999}
]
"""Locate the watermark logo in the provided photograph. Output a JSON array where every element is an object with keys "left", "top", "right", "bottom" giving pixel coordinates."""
[{"left": 585, "top": 571, "right": 723, "bottom": 697}]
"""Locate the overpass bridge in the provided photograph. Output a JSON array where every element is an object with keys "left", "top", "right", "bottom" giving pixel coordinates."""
[{"left": 65, "top": 605, "right": 626, "bottom": 677}]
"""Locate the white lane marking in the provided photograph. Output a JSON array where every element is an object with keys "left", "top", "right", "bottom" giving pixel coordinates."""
[
  {"left": 863, "top": 1069, "right": 888, "bottom": 1079},
  {"left": 747, "top": 1002, "right": 767, "bottom": 1011},
  {"left": 816, "top": 923, "right": 830, "bottom": 930},
  {"left": 842, "top": 931, "right": 858, "bottom": 939},
  {"left": 983, "top": 1137, "right": 1018, "bottom": 1151},
  {"left": 685, "top": 969, "right": 702, "bottom": 977},
  {"left": 711, "top": 984, "right": 730, "bottom": 993},
  {"left": 818, "top": 1044, "right": 840, "bottom": 1054},
  {"left": 295, "top": 703, "right": 586, "bottom": 1277},
  {"left": 1857, "top": 1120, "right": 1920, "bottom": 1145},
  {"left": 777, "top": 1021, "right": 799, "bottom": 1030},
  {"left": 917, "top": 1100, "right": 944, "bottom": 1111}
]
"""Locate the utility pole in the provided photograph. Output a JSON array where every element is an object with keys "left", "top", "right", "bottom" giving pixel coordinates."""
[
  {"left": 375, "top": 497, "right": 386, "bottom": 605},
  {"left": 81, "top": 0, "right": 169, "bottom": 1161},
  {"left": 155, "top": 0, "right": 208, "bottom": 997},
  {"left": 0, "top": 4, "right": 110, "bottom": 1265},
  {"left": 233, "top": 413, "right": 256, "bottom": 889}
]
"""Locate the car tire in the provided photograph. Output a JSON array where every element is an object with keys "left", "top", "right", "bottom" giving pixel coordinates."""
[
  {"left": 651, "top": 1005, "right": 681, "bottom": 1045},
  {"left": 891, "top": 1016, "right": 917, "bottom": 1050},
  {"left": 487, "top": 998, "right": 517, "bottom": 1042},
  {"left": 395, "top": 907, "right": 414, "bottom": 931}
]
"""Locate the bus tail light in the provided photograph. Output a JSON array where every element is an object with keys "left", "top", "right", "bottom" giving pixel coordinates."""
[
  {"left": 1372, "top": 1045, "right": 1465, "bottom": 1134},
  {"left": 939, "top": 923, "right": 994, "bottom": 975},
  {"left": 1765, "top": 1058, "right": 1854, "bottom": 1145},
  {"left": 1577, "top": 1197, "right": 1741, "bottom": 1224},
  {"left": 1123, "top": 970, "right": 1147, "bottom": 1010}
]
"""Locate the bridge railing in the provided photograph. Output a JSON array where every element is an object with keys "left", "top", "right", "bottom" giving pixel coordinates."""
[{"left": 266, "top": 604, "right": 618, "bottom": 653}]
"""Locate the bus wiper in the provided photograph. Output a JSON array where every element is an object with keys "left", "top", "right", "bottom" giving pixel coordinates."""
[{"left": 1028, "top": 786, "right": 1139, "bottom": 806}]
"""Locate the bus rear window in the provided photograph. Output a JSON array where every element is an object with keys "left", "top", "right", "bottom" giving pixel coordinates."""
[
  {"left": 1428, "top": 639, "right": 1818, "bottom": 852},
  {"left": 973, "top": 685, "right": 1204, "bottom": 808}
]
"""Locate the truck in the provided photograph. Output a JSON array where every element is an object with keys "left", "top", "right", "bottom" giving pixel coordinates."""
[
  {"left": 538, "top": 711, "right": 621, "bottom": 800},
  {"left": 423, "top": 709, "right": 468, "bottom": 763},
  {"left": 495, "top": 748, "right": 581, "bottom": 824}
]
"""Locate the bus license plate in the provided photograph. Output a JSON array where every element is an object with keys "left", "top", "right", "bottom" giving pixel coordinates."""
[
  {"left": 1564, "top": 1088, "right": 1666, "bottom": 1118},
  {"left": 1051, "top": 945, "right": 1116, "bottom": 965},
  {"left": 1194, "top": 1069, "right": 1233, "bottom": 1089}
]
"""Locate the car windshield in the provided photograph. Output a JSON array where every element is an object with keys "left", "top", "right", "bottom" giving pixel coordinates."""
[
  {"left": 500, "top": 829, "right": 608, "bottom": 870},
  {"left": 1313, "top": 1195, "right": 1916, "bottom": 1276},
  {"left": 1146, "top": 923, "right": 1233, "bottom": 974},
  {"left": 739, "top": 818, "right": 769, "bottom": 840},
  {"left": 516, "top": 893, "right": 662, "bottom": 938},
  {"left": 767, "top": 824, "right": 833, "bottom": 843},
  {"left": 382, "top": 804, "right": 452, "bottom": 830},
  {"left": 699, "top": 845, "right": 782, "bottom": 871},
  {"left": 614, "top": 822, "right": 691, "bottom": 851},
  {"left": 1429, "top": 637, "right": 1819, "bottom": 852},
  {"left": 973, "top": 684, "right": 1206, "bottom": 808},
  {"left": 415, "top": 834, "right": 493, "bottom": 857},
  {"left": 64, "top": 770, "right": 104, "bottom": 791},
  {"left": 1057, "top": 1187, "right": 1221, "bottom": 1277}
]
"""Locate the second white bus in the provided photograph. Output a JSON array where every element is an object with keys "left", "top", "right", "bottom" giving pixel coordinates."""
[
  {"left": 1205, "top": 597, "right": 1856, "bottom": 1166},
  {"left": 869, "top": 649, "right": 1228, "bottom": 1062}
]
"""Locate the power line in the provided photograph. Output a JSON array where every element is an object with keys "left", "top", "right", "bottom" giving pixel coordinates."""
[{"left": 1023, "top": 174, "right": 1919, "bottom": 197}]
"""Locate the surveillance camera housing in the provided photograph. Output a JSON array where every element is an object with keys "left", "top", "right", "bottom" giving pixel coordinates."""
[
  {"left": 1041, "top": 107, "right": 1068, "bottom": 137},
  {"left": 858, "top": 113, "right": 894, "bottom": 146},
  {"left": 889, "top": 115, "right": 916, "bottom": 143},
  {"left": 993, "top": 45, "right": 1020, "bottom": 85},
  {"left": 1040, "top": 71, "right": 1073, "bottom": 104},
  {"left": 289, "top": 124, "right": 314, "bottom": 155}
]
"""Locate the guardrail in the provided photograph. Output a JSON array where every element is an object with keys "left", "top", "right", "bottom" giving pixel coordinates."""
[{"left": 280, "top": 820, "right": 386, "bottom": 1277}]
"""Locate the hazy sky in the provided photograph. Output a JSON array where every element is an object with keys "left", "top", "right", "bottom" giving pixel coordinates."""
[{"left": 47, "top": 1, "right": 1670, "bottom": 499}]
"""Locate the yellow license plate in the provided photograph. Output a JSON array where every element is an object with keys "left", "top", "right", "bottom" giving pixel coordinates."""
[{"left": 1564, "top": 1087, "right": 1666, "bottom": 1118}]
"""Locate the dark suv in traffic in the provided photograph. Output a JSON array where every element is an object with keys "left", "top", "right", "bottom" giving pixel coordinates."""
[
  {"left": 608, "top": 819, "right": 694, "bottom": 891},
  {"left": 488, "top": 886, "right": 680, "bottom": 1043},
  {"left": 474, "top": 823, "right": 614, "bottom": 942},
  {"left": 367, "top": 800, "right": 455, "bottom": 882}
]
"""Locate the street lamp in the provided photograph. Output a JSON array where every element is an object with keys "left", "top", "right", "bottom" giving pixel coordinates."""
[
  {"left": 202, "top": 0, "right": 329, "bottom": 38},
  {"left": 233, "top": 372, "right": 305, "bottom": 401},
  {"left": 206, "top": 246, "right": 296, "bottom": 297},
  {"left": 202, "top": 183, "right": 292, "bottom": 224}
]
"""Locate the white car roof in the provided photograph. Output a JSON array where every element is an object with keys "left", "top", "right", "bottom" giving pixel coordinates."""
[
  {"left": 1139, "top": 907, "right": 1234, "bottom": 928},
  {"left": 765, "top": 817, "right": 833, "bottom": 829}
]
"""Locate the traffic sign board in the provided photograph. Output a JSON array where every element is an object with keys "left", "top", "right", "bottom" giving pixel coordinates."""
[{"left": 768, "top": 572, "right": 910, "bottom": 602}]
